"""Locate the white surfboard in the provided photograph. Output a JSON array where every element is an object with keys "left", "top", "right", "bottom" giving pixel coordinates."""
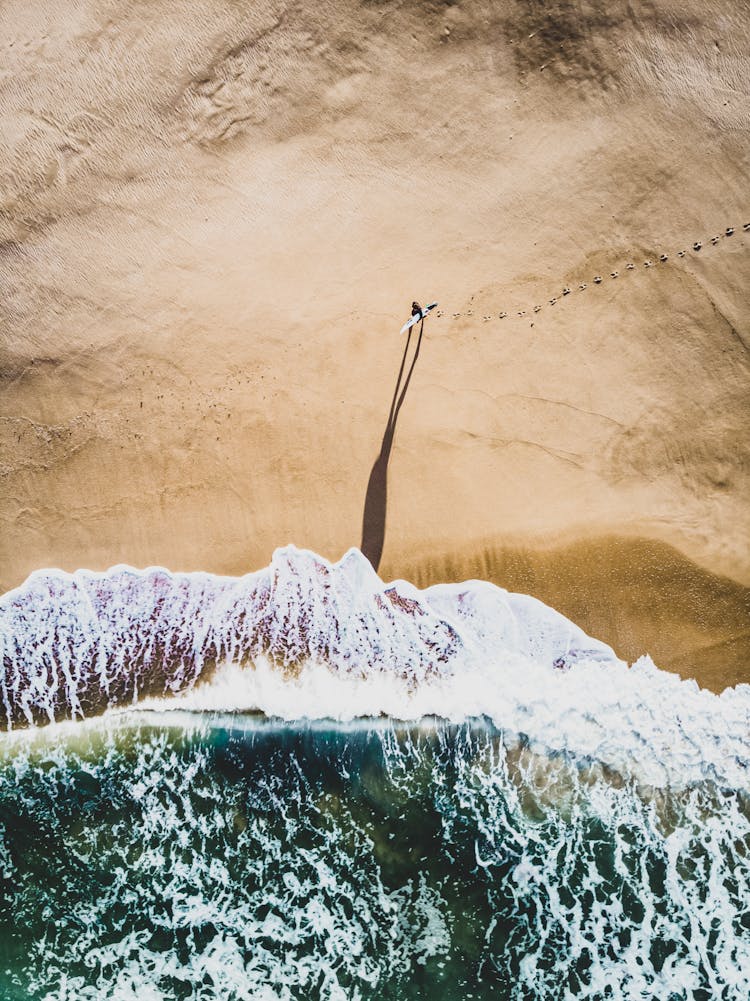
[{"left": 400, "top": 301, "right": 438, "bottom": 334}]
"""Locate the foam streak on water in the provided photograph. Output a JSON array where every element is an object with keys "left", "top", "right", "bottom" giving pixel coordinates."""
[{"left": 0, "top": 718, "right": 748, "bottom": 1001}]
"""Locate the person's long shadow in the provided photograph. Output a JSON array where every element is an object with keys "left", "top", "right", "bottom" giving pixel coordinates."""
[{"left": 360, "top": 318, "right": 425, "bottom": 571}]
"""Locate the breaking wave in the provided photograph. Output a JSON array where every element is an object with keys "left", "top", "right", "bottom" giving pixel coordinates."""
[
  {"left": 1, "top": 546, "right": 749, "bottom": 790},
  {"left": 2, "top": 548, "right": 750, "bottom": 999}
]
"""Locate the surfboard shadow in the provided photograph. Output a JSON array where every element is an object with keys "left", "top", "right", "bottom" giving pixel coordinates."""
[{"left": 360, "top": 319, "right": 425, "bottom": 572}]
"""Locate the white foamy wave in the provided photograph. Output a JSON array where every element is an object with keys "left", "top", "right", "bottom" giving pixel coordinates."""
[
  {"left": 0, "top": 546, "right": 612, "bottom": 728},
  {"left": 139, "top": 651, "right": 750, "bottom": 791},
  {"left": 2, "top": 545, "right": 749, "bottom": 791}
]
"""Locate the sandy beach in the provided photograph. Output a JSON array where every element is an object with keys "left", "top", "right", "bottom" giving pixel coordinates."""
[{"left": 1, "top": 0, "right": 748, "bottom": 687}]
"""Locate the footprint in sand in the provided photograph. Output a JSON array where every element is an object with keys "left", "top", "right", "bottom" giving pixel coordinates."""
[{"left": 466, "top": 220, "right": 737, "bottom": 322}]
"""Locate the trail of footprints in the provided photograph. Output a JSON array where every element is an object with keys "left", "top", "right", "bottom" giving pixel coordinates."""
[{"left": 437, "top": 223, "right": 747, "bottom": 323}]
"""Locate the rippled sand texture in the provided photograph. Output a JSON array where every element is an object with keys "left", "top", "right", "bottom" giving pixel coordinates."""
[{"left": 1, "top": 1, "right": 748, "bottom": 681}]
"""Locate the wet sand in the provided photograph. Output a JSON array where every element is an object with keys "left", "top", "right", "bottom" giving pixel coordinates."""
[{"left": 395, "top": 535, "right": 750, "bottom": 694}]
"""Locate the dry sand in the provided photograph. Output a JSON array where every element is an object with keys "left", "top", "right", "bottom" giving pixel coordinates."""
[{"left": 1, "top": 0, "right": 748, "bottom": 688}]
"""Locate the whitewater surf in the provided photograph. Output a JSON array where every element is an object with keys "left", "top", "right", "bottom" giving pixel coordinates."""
[{"left": 1, "top": 548, "right": 748, "bottom": 999}]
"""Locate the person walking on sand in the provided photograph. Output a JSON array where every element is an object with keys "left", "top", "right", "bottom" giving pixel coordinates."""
[{"left": 399, "top": 299, "right": 437, "bottom": 334}]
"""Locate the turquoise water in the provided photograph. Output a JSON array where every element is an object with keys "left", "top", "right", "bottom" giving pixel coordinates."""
[{"left": 0, "top": 715, "right": 748, "bottom": 1000}]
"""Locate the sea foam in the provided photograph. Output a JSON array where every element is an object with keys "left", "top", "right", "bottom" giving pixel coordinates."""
[
  {"left": 0, "top": 545, "right": 612, "bottom": 726},
  {"left": 1, "top": 546, "right": 749, "bottom": 790}
]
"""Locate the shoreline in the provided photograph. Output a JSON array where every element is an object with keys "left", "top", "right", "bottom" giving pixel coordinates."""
[
  {"left": 1, "top": 0, "right": 748, "bottom": 696},
  {"left": 392, "top": 532, "right": 750, "bottom": 694},
  {"left": 2, "top": 530, "right": 747, "bottom": 695}
]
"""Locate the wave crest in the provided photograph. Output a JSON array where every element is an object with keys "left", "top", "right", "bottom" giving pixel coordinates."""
[{"left": 0, "top": 546, "right": 613, "bottom": 728}]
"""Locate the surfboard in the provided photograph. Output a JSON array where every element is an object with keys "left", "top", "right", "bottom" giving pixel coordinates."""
[{"left": 400, "top": 301, "right": 438, "bottom": 334}]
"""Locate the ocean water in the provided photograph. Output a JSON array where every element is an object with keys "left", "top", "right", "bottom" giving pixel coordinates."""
[
  {"left": 1, "top": 548, "right": 749, "bottom": 999},
  {"left": 1, "top": 717, "right": 749, "bottom": 1000}
]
